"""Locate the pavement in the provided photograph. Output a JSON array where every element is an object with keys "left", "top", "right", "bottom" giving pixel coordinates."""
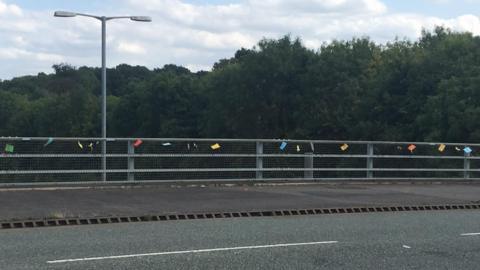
[
  {"left": 1, "top": 210, "right": 479, "bottom": 269},
  {"left": 1, "top": 183, "right": 480, "bottom": 221}
]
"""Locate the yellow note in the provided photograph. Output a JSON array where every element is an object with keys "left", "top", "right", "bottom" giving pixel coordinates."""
[
  {"left": 438, "top": 144, "right": 446, "bottom": 152},
  {"left": 340, "top": 144, "right": 349, "bottom": 151},
  {"left": 211, "top": 143, "right": 221, "bottom": 150}
]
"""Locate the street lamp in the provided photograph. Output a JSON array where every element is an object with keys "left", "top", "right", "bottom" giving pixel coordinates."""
[{"left": 54, "top": 11, "right": 151, "bottom": 182}]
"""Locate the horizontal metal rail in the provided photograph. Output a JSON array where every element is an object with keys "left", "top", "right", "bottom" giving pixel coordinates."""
[
  {"left": 0, "top": 178, "right": 478, "bottom": 188},
  {"left": 2, "top": 167, "right": 480, "bottom": 175},
  {"left": 0, "top": 154, "right": 475, "bottom": 160},
  {"left": 2, "top": 136, "right": 480, "bottom": 147}
]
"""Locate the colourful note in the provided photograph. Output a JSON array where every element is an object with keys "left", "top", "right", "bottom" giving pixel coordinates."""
[
  {"left": 44, "top": 138, "right": 54, "bottom": 147},
  {"left": 340, "top": 144, "right": 349, "bottom": 151},
  {"left": 464, "top": 147, "right": 473, "bottom": 154},
  {"left": 4, "top": 144, "right": 14, "bottom": 153},
  {"left": 211, "top": 143, "right": 221, "bottom": 150},
  {"left": 133, "top": 139, "right": 143, "bottom": 148},
  {"left": 438, "top": 144, "right": 446, "bottom": 152},
  {"left": 280, "top": 142, "right": 287, "bottom": 150},
  {"left": 408, "top": 144, "right": 416, "bottom": 153}
]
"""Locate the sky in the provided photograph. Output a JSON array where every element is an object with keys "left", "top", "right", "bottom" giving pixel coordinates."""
[{"left": 1, "top": 0, "right": 480, "bottom": 79}]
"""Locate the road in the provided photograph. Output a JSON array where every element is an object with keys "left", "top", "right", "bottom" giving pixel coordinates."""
[{"left": 1, "top": 210, "right": 479, "bottom": 269}]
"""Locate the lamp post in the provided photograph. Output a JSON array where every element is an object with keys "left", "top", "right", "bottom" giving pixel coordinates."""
[{"left": 54, "top": 11, "right": 151, "bottom": 182}]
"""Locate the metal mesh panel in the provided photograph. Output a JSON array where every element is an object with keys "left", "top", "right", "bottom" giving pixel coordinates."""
[
  {"left": 0, "top": 173, "right": 102, "bottom": 183},
  {"left": 1, "top": 138, "right": 479, "bottom": 184}
]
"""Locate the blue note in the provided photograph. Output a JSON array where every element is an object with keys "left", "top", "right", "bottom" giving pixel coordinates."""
[
  {"left": 44, "top": 137, "right": 54, "bottom": 147},
  {"left": 280, "top": 141, "right": 287, "bottom": 150}
]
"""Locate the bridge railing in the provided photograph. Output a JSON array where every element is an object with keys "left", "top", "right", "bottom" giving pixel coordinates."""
[{"left": 0, "top": 137, "right": 479, "bottom": 185}]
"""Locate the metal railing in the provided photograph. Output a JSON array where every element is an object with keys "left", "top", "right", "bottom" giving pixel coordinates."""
[{"left": 0, "top": 137, "right": 479, "bottom": 185}]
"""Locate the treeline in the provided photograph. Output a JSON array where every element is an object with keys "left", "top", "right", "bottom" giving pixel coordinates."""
[{"left": 1, "top": 27, "right": 480, "bottom": 142}]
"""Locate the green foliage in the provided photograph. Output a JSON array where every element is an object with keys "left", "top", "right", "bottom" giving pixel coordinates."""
[
  {"left": 1, "top": 28, "right": 480, "bottom": 142},
  {"left": 202, "top": 36, "right": 316, "bottom": 138},
  {"left": 111, "top": 66, "right": 203, "bottom": 137}
]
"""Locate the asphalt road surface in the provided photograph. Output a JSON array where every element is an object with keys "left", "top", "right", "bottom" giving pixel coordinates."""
[
  {"left": 1, "top": 183, "right": 480, "bottom": 221},
  {"left": 1, "top": 210, "right": 479, "bottom": 269}
]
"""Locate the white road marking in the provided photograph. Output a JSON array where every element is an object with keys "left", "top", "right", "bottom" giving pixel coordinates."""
[
  {"left": 47, "top": 241, "right": 338, "bottom": 264},
  {"left": 402, "top": 245, "right": 411, "bottom": 249},
  {"left": 461, "top": 233, "right": 480, "bottom": 236}
]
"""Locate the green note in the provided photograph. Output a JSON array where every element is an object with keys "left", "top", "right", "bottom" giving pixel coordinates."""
[{"left": 5, "top": 144, "right": 14, "bottom": 153}]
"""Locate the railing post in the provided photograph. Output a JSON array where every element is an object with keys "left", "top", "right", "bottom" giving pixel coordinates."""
[
  {"left": 128, "top": 140, "right": 135, "bottom": 181},
  {"left": 304, "top": 152, "right": 314, "bottom": 179},
  {"left": 256, "top": 141, "right": 263, "bottom": 179},
  {"left": 464, "top": 151, "right": 470, "bottom": 179},
  {"left": 102, "top": 138, "right": 107, "bottom": 182},
  {"left": 367, "top": 143, "right": 374, "bottom": 179}
]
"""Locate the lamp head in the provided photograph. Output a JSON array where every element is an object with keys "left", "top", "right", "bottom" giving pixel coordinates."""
[
  {"left": 54, "top": 11, "right": 77, "bottom": 17},
  {"left": 130, "top": 16, "right": 152, "bottom": 22}
]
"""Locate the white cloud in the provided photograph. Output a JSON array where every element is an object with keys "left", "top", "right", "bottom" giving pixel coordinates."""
[
  {"left": 0, "top": 47, "right": 63, "bottom": 62},
  {"left": 447, "top": 15, "right": 480, "bottom": 35},
  {"left": 117, "top": 42, "right": 147, "bottom": 54},
  {"left": 0, "top": 1, "right": 22, "bottom": 16},
  {"left": 185, "top": 63, "right": 211, "bottom": 71},
  {"left": 10, "top": 35, "right": 28, "bottom": 47},
  {"left": 249, "top": 0, "right": 387, "bottom": 15},
  {"left": 1, "top": 0, "right": 480, "bottom": 78}
]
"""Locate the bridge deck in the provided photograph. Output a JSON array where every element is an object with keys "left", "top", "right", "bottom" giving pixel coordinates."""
[{"left": 1, "top": 183, "right": 480, "bottom": 222}]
